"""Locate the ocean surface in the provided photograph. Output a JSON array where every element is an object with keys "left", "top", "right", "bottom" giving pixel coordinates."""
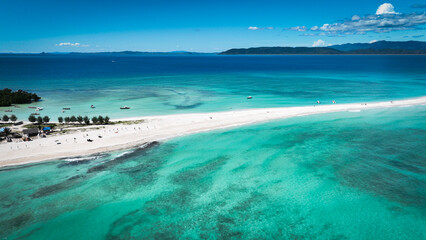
[
  {"left": 0, "top": 55, "right": 425, "bottom": 239},
  {"left": 1, "top": 55, "right": 426, "bottom": 119}
]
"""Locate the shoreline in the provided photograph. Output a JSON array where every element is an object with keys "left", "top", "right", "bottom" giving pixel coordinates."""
[{"left": 1, "top": 96, "right": 426, "bottom": 168}]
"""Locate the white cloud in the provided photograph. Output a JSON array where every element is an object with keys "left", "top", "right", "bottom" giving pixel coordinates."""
[
  {"left": 288, "top": 4, "right": 426, "bottom": 35},
  {"left": 248, "top": 26, "right": 274, "bottom": 30},
  {"left": 56, "top": 42, "right": 89, "bottom": 47},
  {"left": 288, "top": 26, "right": 307, "bottom": 32},
  {"left": 312, "top": 39, "right": 326, "bottom": 47},
  {"left": 376, "top": 3, "right": 398, "bottom": 15}
]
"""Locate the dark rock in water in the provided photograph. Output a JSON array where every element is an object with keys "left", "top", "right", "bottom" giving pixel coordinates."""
[
  {"left": 87, "top": 141, "right": 160, "bottom": 174},
  {"left": 0, "top": 212, "right": 33, "bottom": 236},
  {"left": 31, "top": 175, "right": 85, "bottom": 199}
]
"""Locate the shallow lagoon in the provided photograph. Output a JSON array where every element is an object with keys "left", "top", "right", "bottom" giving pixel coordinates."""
[{"left": 1, "top": 106, "right": 425, "bottom": 239}]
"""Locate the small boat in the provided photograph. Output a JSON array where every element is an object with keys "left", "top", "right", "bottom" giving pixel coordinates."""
[
  {"left": 4, "top": 109, "right": 12, "bottom": 112},
  {"left": 31, "top": 113, "right": 40, "bottom": 116},
  {"left": 91, "top": 105, "right": 95, "bottom": 108},
  {"left": 247, "top": 96, "right": 253, "bottom": 99},
  {"left": 120, "top": 106, "right": 131, "bottom": 109},
  {"left": 63, "top": 107, "right": 71, "bottom": 110},
  {"left": 28, "top": 106, "right": 37, "bottom": 109},
  {"left": 35, "top": 107, "right": 43, "bottom": 111}
]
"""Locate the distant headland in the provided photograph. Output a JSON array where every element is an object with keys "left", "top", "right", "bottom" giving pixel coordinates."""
[{"left": 221, "top": 41, "right": 426, "bottom": 55}]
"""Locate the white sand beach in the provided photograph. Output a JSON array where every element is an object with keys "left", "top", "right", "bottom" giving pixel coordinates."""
[{"left": 1, "top": 97, "right": 426, "bottom": 167}]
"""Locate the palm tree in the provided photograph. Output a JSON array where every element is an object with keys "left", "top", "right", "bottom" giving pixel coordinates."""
[
  {"left": 98, "top": 115, "right": 104, "bottom": 124},
  {"left": 83, "top": 116, "right": 90, "bottom": 125},
  {"left": 43, "top": 116, "right": 50, "bottom": 123},
  {"left": 58, "top": 116, "right": 63, "bottom": 124},
  {"left": 64, "top": 116, "right": 70, "bottom": 124},
  {"left": 10, "top": 114, "right": 17, "bottom": 123},
  {"left": 104, "top": 116, "right": 110, "bottom": 124},
  {"left": 2, "top": 115, "right": 9, "bottom": 122},
  {"left": 36, "top": 116, "right": 43, "bottom": 125},
  {"left": 92, "top": 116, "right": 98, "bottom": 124},
  {"left": 70, "top": 115, "right": 77, "bottom": 123},
  {"left": 77, "top": 115, "right": 83, "bottom": 125},
  {"left": 28, "top": 115, "right": 36, "bottom": 123}
]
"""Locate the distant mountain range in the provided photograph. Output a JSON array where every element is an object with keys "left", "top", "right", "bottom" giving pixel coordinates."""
[
  {"left": 221, "top": 41, "right": 426, "bottom": 55},
  {"left": 330, "top": 40, "right": 426, "bottom": 51}
]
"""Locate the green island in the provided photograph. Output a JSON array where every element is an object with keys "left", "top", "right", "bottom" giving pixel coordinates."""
[{"left": 0, "top": 88, "right": 41, "bottom": 107}]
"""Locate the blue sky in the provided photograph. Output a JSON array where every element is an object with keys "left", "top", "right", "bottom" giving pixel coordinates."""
[{"left": 0, "top": 0, "right": 425, "bottom": 52}]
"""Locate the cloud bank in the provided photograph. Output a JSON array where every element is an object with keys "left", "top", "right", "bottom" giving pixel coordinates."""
[
  {"left": 288, "top": 4, "right": 426, "bottom": 35},
  {"left": 248, "top": 26, "right": 274, "bottom": 30},
  {"left": 56, "top": 42, "right": 89, "bottom": 47}
]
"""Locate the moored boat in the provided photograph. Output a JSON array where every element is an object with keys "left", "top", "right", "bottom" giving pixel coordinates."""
[{"left": 120, "top": 106, "right": 131, "bottom": 109}]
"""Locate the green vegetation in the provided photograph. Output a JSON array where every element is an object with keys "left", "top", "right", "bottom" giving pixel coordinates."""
[
  {"left": 98, "top": 116, "right": 104, "bottom": 124},
  {"left": 28, "top": 115, "right": 36, "bottom": 123},
  {"left": 92, "top": 116, "right": 98, "bottom": 124},
  {"left": 0, "top": 88, "right": 41, "bottom": 107},
  {"left": 23, "top": 123, "right": 57, "bottom": 129},
  {"left": 53, "top": 115, "right": 111, "bottom": 126},
  {"left": 43, "top": 116, "right": 50, "bottom": 123},
  {"left": 1, "top": 114, "right": 17, "bottom": 123},
  {"left": 83, "top": 116, "right": 90, "bottom": 125}
]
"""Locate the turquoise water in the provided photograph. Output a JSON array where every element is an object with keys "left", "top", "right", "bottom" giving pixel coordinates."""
[
  {"left": 1, "top": 106, "right": 425, "bottom": 239},
  {"left": 1, "top": 55, "right": 425, "bottom": 120}
]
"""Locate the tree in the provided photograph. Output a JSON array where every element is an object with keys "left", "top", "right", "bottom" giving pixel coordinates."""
[
  {"left": 64, "top": 116, "right": 70, "bottom": 124},
  {"left": 43, "top": 116, "right": 50, "bottom": 123},
  {"left": 98, "top": 115, "right": 104, "bottom": 124},
  {"left": 91, "top": 116, "right": 98, "bottom": 124},
  {"left": 70, "top": 115, "right": 77, "bottom": 123},
  {"left": 77, "top": 115, "right": 83, "bottom": 124},
  {"left": 10, "top": 114, "right": 17, "bottom": 122},
  {"left": 58, "top": 116, "right": 63, "bottom": 124},
  {"left": 36, "top": 116, "right": 43, "bottom": 125},
  {"left": 2, "top": 115, "right": 9, "bottom": 122},
  {"left": 28, "top": 115, "right": 36, "bottom": 123},
  {"left": 83, "top": 116, "right": 90, "bottom": 125},
  {"left": 104, "top": 116, "right": 110, "bottom": 124}
]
